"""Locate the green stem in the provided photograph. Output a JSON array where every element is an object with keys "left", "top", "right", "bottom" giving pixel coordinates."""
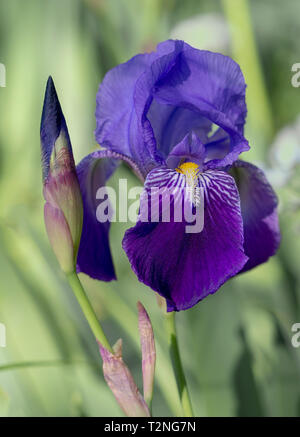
[
  {"left": 165, "top": 311, "right": 194, "bottom": 417},
  {"left": 66, "top": 272, "right": 112, "bottom": 353},
  {"left": 222, "top": 0, "right": 274, "bottom": 157}
]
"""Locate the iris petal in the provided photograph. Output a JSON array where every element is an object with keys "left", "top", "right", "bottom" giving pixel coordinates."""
[
  {"left": 204, "top": 127, "right": 231, "bottom": 167},
  {"left": 95, "top": 52, "right": 161, "bottom": 177},
  {"left": 166, "top": 131, "right": 206, "bottom": 169},
  {"left": 148, "top": 102, "right": 211, "bottom": 159},
  {"left": 123, "top": 166, "right": 248, "bottom": 311},
  {"left": 150, "top": 44, "right": 249, "bottom": 168},
  {"left": 76, "top": 150, "right": 119, "bottom": 281},
  {"left": 76, "top": 148, "right": 146, "bottom": 280},
  {"left": 230, "top": 160, "right": 280, "bottom": 272},
  {"left": 95, "top": 40, "right": 248, "bottom": 178}
]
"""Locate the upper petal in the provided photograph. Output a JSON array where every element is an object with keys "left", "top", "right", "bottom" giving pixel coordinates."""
[
  {"left": 203, "top": 127, "right": 231, "bottom": 168},
  {"left": 166, "top": 131, "right": 206, "bottom": 169},
  {"left": 95, "top": 52, "right": 162, "bottom": 177},
  {"left": 95, "top": 40, "right": 248, "bottom": 178},
  {"left": 149, "top": 43, "right": 249, "bottom": 168},
  {"left": 135, "top": 40, "right": 249, "bottom": 169},
  {"left": 148, "top": 102, "right": 212, "bottom": 160},
  {"left": 230, "top": 160, "right": 280, "bottom": 272},
  {"left": 122, "top": 166, "right": 248, "bottom": 311}
]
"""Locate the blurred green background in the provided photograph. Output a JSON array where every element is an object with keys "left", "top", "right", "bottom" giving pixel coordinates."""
[{"left": 0, "top": 0, "right": 300, "bottom": 417}]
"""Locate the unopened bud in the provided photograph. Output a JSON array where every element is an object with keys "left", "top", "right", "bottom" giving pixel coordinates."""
[{"left": 40, "top": 77, "right": 83, "bottom": 273}]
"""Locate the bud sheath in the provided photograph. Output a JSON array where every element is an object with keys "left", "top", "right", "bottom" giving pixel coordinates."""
[
  {"left": 99, "top": 340, "right": 150, "bottom": 417},
  {"left": 137, "top": 302, "right": 156, "bottom": 408}
]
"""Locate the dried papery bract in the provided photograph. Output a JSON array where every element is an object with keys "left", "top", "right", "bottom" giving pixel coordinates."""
[
  {"left": 99, "top": 339, "right": 150, "bottom": 417},
  {"left": 137, "top": 302, "right": 156, "bottom": 407}
]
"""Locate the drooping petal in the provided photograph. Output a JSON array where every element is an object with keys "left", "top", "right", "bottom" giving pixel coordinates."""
[
  {"left": 76, "top": 150, "right": 119, "bottom": 281},
  {"left": 230, "top": 160, "right": 280, "bottom": 272},
  {"left": 76, "top": 146, "right": 146, "bottom": 281},
  {"left": 123, "top": 167, "right": 248, "bottom": 311}
]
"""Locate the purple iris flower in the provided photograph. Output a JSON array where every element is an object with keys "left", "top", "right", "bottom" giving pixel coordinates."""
[{"left": 75, "top": 40, "right": 280, "bottom": 311}]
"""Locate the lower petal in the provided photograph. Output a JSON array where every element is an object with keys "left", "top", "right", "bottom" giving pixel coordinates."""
[
  {"left": 230, "top": 160, "right": 280, "bottom": 272},
  {"left": 123, "top": 167, "right": 248, "bottom": 311},
  {"left": 76, "top": 150, "right": 120, "bottom": 281}
]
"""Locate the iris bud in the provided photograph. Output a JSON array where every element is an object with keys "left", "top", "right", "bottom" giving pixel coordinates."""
[{"left": 40, "top": 77, "right": 83, "bottom": 273}]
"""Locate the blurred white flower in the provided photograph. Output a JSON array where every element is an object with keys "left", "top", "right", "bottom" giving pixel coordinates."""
[
  {"left": 266, "top": 115, "right": 300, "bottom": 188},
  {"left": 170, "top": 13, "right": 230, "bottom": 53}
]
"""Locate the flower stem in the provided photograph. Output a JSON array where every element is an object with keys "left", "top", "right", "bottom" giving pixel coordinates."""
[
  {"left": 165, "top": 311, "right": 194, "bottom": 417},
  {"left": 222, "top": 0, "right": 274, "bottom": 157},
  {"left": 66, "top": 271, "right": 112, "bottom": 353}
]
